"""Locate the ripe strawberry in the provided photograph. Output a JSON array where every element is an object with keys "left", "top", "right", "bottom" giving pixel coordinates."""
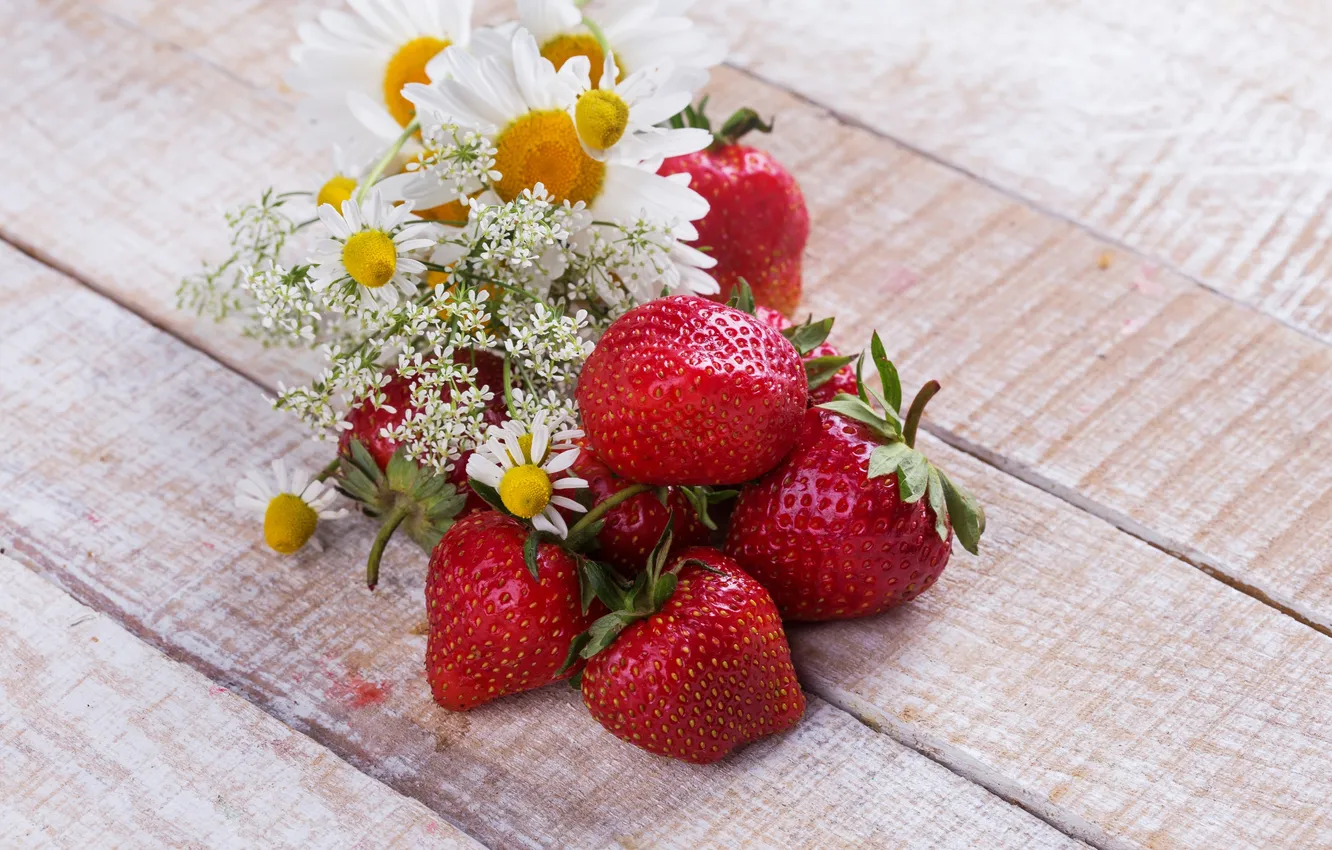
[
  {"left": 571, "top": 444, "right": 713, "bottom": 571},
  {"left": 339, "top": 349, "right": 506, "bottom": 514},
  {"left": 576, "top": 295, "right": 807, "bottom": 485},
  {"left": 756, "top": 306, "right": 857, "bottom": 406},
  {"left": 724, "top": 337, "right": 985, "bottom": 621},
  {"left": 425, "top": 511, "right": 598, "bottom": 711},
  {"left": 569, "top": 536, "right": 805, "bottom": 764},
  {"left": 660, "top": 105, "right": 808, "bottom": 315}
]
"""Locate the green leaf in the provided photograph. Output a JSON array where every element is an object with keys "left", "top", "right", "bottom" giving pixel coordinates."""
[
  {"left": 867, "top": 443, "right": 911, "bottom": 480},
  {"left": 869, "top": 332, "right": 902, "bottom": 413},
  {"left": 926, "top": 465, "right": 949, "bottom": 543},
  {"left": 805, "top": 354, "right": 856, "bottom": 389},
  {"left": 817, "top": 395, "right": 900, "bottom": 440},
  {"left": 346, "top": 439, "right": 382, "bottom": 482},
  {"left": 938, "top": 468, "right": 986, "bottom": 556},
  {"left": 580, "top": 613, "right": 631, "bottom": 660},
  {"left": 564, "top": 518, "right": 604, "bottom": 553},
  {"left": 717, "top": 107, "right": 774, "bottom": 144},
  {"left": 676, "top": 557, "right": 722, "bottom": 576},
  {"left": 468, "top": 480, "right": 508, "bottom": 515},
  {"left": 726, "top": 279, "right": 756, "bottom": 314},
  {"left": 385, "top": 448, "right": 417, "bottom": 493},
  {"left": 569, "top": 669, "right": 584, "bottom": 690},
  {"left": 556, "top": 632, "right": 592, "bottom": 676},
  {"left": 645, "top": 516, "right": 675, "bottom": 580},
  {"left": 897, "top": 451, "right": 930, "bottom": 503},
  {"left": 781, "top": 316, "right": 834, "bottom": 355},
  {"left": 579, "top": 559, "right": 627, "bottom": 614},
  {"left": 651, "top": 573, "right": 679, "bottom": 610},
  {"left": 523, "top": 530, "right": 543, "bottom": 580},
  {"left": 854, "top": 350, "right": 871, "bottom": 404}
]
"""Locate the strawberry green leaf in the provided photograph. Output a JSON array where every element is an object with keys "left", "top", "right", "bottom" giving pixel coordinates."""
[
  {"left": 896, "top": 451, "right": 930, "bottom": 503},
  {"left": 679, "top": 486, "right": 738, "bottom": 531},
  {"left": 926, "top": 464, "right": 949, "bottom": 543},
  {"left": 385, "top": 448, "right": 418, "bottom": 493},
  {"left": 468, "top": 480, "right": 509, "bottom": 515},
  {"left": 581, "top": 612, "right": 633, "bottom": 659},
  {"left": 676, "top": 557, "right": 723, "bottom": 576},
  {"left": 645, "top": 516, "right": 675, "bottom": 582},
  {"left": 726, "top": 279, "right": 756, "bottom": 314},
  {"left": 563, "top": 518, "right": 604, "bottom": 553},
  {"left": 523, "top": 530, "right": 544, "bottom": 580},
  {"left": 817, "top": 395, "right": 901, "bottom": 441},
  {"left": 867, "top": 443, "right": 911, "bottom": 480},
  {"left": 869, "top": 332, "right": 902, "bottom": 413},
  {"left": 717, "top": 107, "right": 774, "bottom": 145},
  {"left": 854, "top": 349, "right": 870, "bottom": 404},
  {"left": 805, "top": 354, "right": 857, "bottom": 389},
  {"left": 569, "top": 669, "right": 584, "bottom": 690},
  {"left": 557, "top": 632, "right": 591, "bottom": 676},
  {"left": 938, "top": 468, "right": 986, "bottom": 555},
  {"left": 579, "top": 558, "right": 627, "bottom": 614},
  {"left": 781, "top": 317, "right": 835, "bottom": 356},
  {"left": 651, "top": 573, "right": 679, "bottom": 610}
]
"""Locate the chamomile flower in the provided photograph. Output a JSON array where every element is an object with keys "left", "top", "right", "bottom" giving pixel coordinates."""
[
  {"left": 571, "top": 55, "right": 711, "bottom": 164},
  {"left": 311, "top": 190, "right": 437, "bottom": 310},
  {"left": 518, "top": 0, "right": 724, "bottom": 95},
  {"left": 235, "top": 460, "right": 347, "bottom": 554},
  {"left": 288, "top": 0, "right": 474, "bottom": 157},
  {"left": 403, "top": 28, "right": 710, "bottom": 228},
  {"left": 466, "top": 419, "right": 588, "bottom": 537}
]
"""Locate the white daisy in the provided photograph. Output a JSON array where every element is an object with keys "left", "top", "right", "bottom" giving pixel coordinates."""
[
  {"left": 466, "top": 419, "right": 588, "bottom": 537},
  {"left": 517, "top": 0, "right": 724, "bottom": 96},
  {"left": 496, "top": 412, "right": 584, "bottom": 454},
  {"left": 235, "top": 460, "right": 347, "bottom": 554},
  {"left": 311, "top": 190, "right": 437, "bottom": 310},
  {"left": 288, "top": 0, "right": 475, "bottom": 158},
  {"left": 570, "top": 54, "right": 712, "bottom": 165},
  {"left": 403, "top": 28, "right": 710, "bottom": 228}
]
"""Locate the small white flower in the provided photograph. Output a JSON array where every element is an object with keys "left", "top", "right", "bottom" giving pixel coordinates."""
[
  {"left": 466, "top": 420, "right": 588, "bottom": 537},
  {"left": 235, "top": 460, "right": 347, "bottom": 554},
  {"left": 570, "top": 54, "right": 711, "bottom": 165},
  {"left": 310, "top": 190, "right": 436, "bottom": 311}
]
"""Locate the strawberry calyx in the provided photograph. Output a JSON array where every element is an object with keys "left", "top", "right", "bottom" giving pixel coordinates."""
[
  {"left": 731, "top": 281, "right": 855, "bottom": 392},
  {"left": 677, "top": 485, "right": 738, "bottom": 531},
  {"left": 815, "top": 332, "right": 987, "bottom": 555},
  {"left": 668, "top": 95, "right": 775, "bottom": 149},
  {"left": 559, "top": 517, "right": 708, "bottom": 681},
  {"left": 337, "top": 439, "right": 466, "bottom": 589}
]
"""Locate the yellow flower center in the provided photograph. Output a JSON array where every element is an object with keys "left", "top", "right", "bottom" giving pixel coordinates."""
[
  {"left": 539, "top": 34, "right": 624, "bottom": 88},
  {"left": 516, "top": 433, "right": 535, "bottom": 462},
  {"left": 316, "top": 175, "right": 357, "bottom": 211},
  {"left": 383, "top": 36, "right": 451, "bottom": 127},
  {"left": 499, "top": 464, "right": 553, "bottom": 519},
  {"left": 492, "top": 110, "right": 605, "bottom": 204},
  {"left": 264, "top": 493, "right": 318, "bottom": 554},
  {"left": 575, "top": 89, "right": 630, "bottom": 151},
  {"left": 342, "top": 230, "right": 397, "bottom": 288}
]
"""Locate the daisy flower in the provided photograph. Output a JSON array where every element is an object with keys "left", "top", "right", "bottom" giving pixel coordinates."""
[
  {"left": 466, "top": 419, "right": 588, "bottom": 537},
  {"left": 518, "top": 0, "right": 724, "bottom": 95},
  {"left": 311, "top": 190, "right": 437, "bottom": 310},
  {"left": 403, "top": 28, "right": 710, "bottom": 226},
  {"left": 235, "top": 460, "right": 347, "bottom": 554},
  {"left": 571, "top": 54, "right": 712, "bottom": 164},
  {"left": 288, "top": 0, "right": 474, "bottom": 157}
]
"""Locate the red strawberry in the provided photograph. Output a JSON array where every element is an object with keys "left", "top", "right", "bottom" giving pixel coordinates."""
[
  {"left": 756, "top": 306, "right": 857, "bottom": 406},
  {"left": 570, "top": 444, "right": 712, "bottom": 571},
  {"left": 425, "top": 511, "right": 598, "bottom": 711},
  {"left": 576, "top": 296, "right": 807, "bottom": 485},
  {"left": 660, "top": 106, "right": 808, "bottom": 316},
  {"left": 339, "top": 349, "right": 506, "bottom": 514},
  {"left": 724, "top": 340, "right": 985, "bottom": 621},
  {"left": 572, "top": 540, "right": 805, "bottom": 764}
]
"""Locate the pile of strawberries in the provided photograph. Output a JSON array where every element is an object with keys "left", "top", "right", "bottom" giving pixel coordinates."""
[{"left": 336, "top": 113, "right": 984, "bottom": 764}]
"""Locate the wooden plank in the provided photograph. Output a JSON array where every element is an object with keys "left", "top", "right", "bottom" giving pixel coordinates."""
[
  {"left": 688, "top": 0, "right": 1332, "bottom": 345},
  {"left": 0, "top": 554, "right": 482, "bottom": 850},
  {"left": 7, "top": 2, "right": 1332, "bottom": 646},
  {"left": 0, "top": 247, "right": 1081, "bottom": 849}
]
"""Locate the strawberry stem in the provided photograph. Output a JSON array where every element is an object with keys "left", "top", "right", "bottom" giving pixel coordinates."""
[
  {"left": 567, "top": 483, "right": 653, "bottom": 539},
  {"left": 365, "top": 502, "right": 412, "bottom": 590},
  {"left": 903, "top": 381, "right": 941, "bottom": 449}
]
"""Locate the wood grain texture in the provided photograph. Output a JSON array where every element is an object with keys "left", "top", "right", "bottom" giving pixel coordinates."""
[
  {"left": 0, "top": 555, "right": 482, "bottom": 850},
  {"left": 0, "top": 247, "right": 1080, "bottom": 849},
  {"left": 10, "top": 2, "right": 1332, "bottom": 650},
  {"left": 692, "top": 0, "right": 1332, "bottom": 345}
]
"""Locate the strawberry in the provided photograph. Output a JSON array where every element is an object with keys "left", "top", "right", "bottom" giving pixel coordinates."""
[
  {"left": 425, "top": 511, "right": 599, "bottom": 711},
  {"left": 571, "top": 444, "right": 715, "bottom": 571},
  {"left": 339, "top": 349, "right": 506, "bottom": 514},
  {"left": 724, "top": 335, "right": 986, "bottom": 621},
  {"left": 661, "top": 104, "right": 808, "bottom": 315},
  {"left": 755, "top": 305, "right": 857, "bottom": 406},
  {"left": 576, "top": 295, "right": 808, "bottom": 485},
  {"left": 567, "top": 532, "right": 805, "bottom": 764}
]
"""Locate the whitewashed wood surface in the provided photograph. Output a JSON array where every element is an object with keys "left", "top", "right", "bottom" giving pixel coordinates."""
[
  {"left": 2, "top": 1, "right": 1331, "bottom": 848},
  {"left": 0, "top": 554, "right": 482, "bottom": 850}
]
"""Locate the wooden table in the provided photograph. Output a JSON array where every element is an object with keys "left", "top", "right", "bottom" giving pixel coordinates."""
[{"left": 3, "top": 1, "right": 1330, "bottom": 847}]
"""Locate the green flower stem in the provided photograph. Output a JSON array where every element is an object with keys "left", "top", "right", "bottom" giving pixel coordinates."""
[
  {"left": 502, "top": 354, "right": 516, "bottom": 413},
  {"left": 902, "top": 380, "right": 941, "bottom": 449},
  {"left": 422, "top": 263, "right": 547, "bottom": 304},
  {"left": 582, "top": 16, "right": 612, "bottom": 59},
  {"left": 566, "top": 483, "right": 653, "bottom": 539},
  {"left": 365, "top": 502, "right": 412, "bottom": 590},
  {"left": 315, "top": 457, "right": 341, "bottom": 483},
  {"left": 356, "top": 119, "right": 419, "bottom": 203}
]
